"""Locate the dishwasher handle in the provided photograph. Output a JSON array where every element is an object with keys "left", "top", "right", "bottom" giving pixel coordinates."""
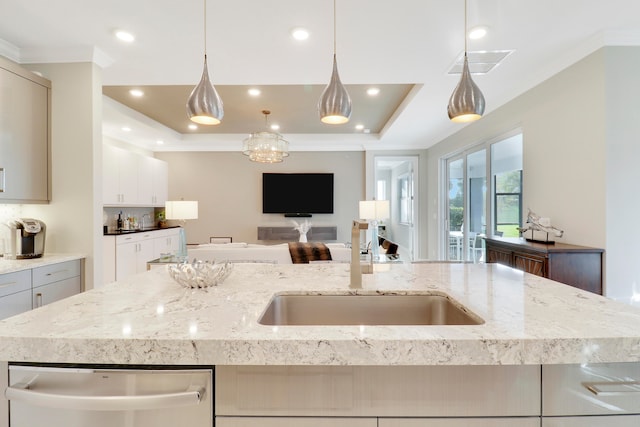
[{"left": 5, "top": 383, "right": 205, "bottom": 411}]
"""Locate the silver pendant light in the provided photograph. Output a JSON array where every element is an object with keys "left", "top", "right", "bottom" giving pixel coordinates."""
[
  {"left": 318, "top": 0, "right": 351, "bottom": 124},
  {"left": 186, "top": 0, "right": 224, "bottom": 125},
  {"left": 447, "top": 0, "right": 485, "bottom": 123}
]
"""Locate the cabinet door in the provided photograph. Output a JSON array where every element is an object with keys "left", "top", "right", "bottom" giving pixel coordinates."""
[
  {"left": 513, "top": 252, "right": 546, "bottom": 276},
  {"left": 0, "top": 65, "right": 49, "bottom": 202},
  {"left": 137, "top": 155, "right": 155, "bottom": 205},
  {"left": 136, "top": 235, "right": 156, "bottom": 273},
  {"left": 152, "top": 158, "right": 168, "bottom": 206},
  {"left": 32, "top": 277, "right": 81, "bottom": 308},
  {"left": 102, "top": 144, "right": 120, "bottom": 205},
  {"left": 486, "top": 246, "right": 511, "bottom": 265},
  {"left": 0, "top": 290, "right": 32, "bottom": 320},
  {"left": 116, "top": 238, "right": 138, "bottom": 281},
  {"left": 117, "top": 148, "right": 138, "bottom": 205}
]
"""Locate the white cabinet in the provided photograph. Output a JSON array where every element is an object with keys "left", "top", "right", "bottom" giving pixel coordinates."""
[
  {"left": 0, "top": 270, "right": 32, "bottom": 320},
  {"left": 0, "top": 260, "right": 82, "bottom": 319},
  {"left": 0, "top": 57, "right": 50, "bottom": 203},
  {"left": 115, "top": 232, "right": 156, "bottom": 281},
  {"left": 542, "top": 416, "right": 640, "bottom": 427},
  {"left": 102, "top": 145, "right": 138, "bottom": 205},
  {"left": 103, "top": 145, "right": 168, "bottom": 207},
  {"left": 153, "top": 228, "right": 180, "bottom": 258},
  {"left": 31, "top": 260, "right": 82, "bottom": 309},
  {"left": 138, "top": 156, "right": 168, "bottom": 206}
]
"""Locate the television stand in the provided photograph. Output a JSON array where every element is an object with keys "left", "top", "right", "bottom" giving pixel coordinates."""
[{"left": 257, "top": 226, "right": 337, "bottom": 241}]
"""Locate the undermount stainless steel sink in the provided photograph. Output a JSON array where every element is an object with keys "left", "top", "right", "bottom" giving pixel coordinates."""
[{"left": 258, "top": 293, "right": 484, "bottom": 326}]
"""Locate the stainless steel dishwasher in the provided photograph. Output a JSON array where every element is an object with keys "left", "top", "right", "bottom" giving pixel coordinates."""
[{"left": 6, "top": 365, "right": 213, "bottom": 427}]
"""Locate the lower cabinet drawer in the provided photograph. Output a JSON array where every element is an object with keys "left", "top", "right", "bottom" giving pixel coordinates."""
[
  {"left": 32, "top": 277, "right": 81, "bottom": 308},
  {"left": 216, "top": 365, "right": 541, "bottom": 417},
  {"left": 542, "top": 363, "right": 640, "bottom": 416},
  {"left": 32, "top": 260, "right": 81, "bottom": 287},
  {"left": 542, "top": 415, "right": 640, "bottom": 426},
  {"left": 380, "top": 418, "right": 540, "bottom": 427},
  {"left": 217, "top": 417, "right": 376, "bottom": 427}
]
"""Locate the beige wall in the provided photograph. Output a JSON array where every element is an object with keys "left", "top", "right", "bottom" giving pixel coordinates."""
[
  {"left": 426, "top": 47, "right": 640, "bottom": 301},
  {"left": 22, "top": 62, "right": 103, "bottom": 290},
  {"left": 155, "top": 151, "right": 365, "bottom": 245}
]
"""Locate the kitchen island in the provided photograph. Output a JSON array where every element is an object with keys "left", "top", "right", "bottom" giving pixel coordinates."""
[
  {"left": 0, "top": 262, "right": 637, "bottom": 366},
  {"left": 1, "top": 262, "right": 639, "bottom": 426}
]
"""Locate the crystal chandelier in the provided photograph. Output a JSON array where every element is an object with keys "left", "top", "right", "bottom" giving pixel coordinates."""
[{"left": 242, "top": 110, "right": 289, "bottom": 163}]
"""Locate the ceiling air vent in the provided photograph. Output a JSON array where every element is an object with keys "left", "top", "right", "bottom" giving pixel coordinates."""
[{"left": 448, "top": 50, "right": 514, "bottom": 75}]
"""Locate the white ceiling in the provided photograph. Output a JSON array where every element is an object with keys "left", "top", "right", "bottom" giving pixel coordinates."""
[{"left": 1, "top": 0, "right": 640, "bottom": 152}]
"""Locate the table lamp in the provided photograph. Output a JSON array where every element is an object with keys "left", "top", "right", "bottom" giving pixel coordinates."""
[
  {"left": 165, "top": 200, "right": 198, "bottom": 259},
  {"left": 359, "top": 200, "right": 390, "bottom": 257}
]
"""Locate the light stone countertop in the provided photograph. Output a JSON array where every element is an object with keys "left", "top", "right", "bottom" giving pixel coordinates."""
[
  {"left": 0, "top": 254, "right": 85, "bottom": 275},
  {"left": 0, "top": 262, "right": 639, "bottom": 366}
]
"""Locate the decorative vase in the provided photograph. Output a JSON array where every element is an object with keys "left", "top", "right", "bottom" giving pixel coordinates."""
[{"left": 299, "top": 233, "right": 307, "bottom": 243}]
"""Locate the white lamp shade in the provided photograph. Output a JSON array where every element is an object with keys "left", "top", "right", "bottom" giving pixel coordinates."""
[
  {"left": 165, "top": 201, "right": 199, "bottom": 220},
  {"left": 359, "top": 200, "right": 390, "bottom": 220}
]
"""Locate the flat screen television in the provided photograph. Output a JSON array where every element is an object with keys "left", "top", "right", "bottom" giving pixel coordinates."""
[{"left": 262, "top": 173, "right": 334, "bottom": 215}]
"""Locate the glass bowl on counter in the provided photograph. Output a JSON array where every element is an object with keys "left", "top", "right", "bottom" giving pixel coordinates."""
[{"left": 166, "top": 260, "right": 233, "bottom": 289}]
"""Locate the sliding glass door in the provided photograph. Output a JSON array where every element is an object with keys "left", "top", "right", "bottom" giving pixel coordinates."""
[{"left": 443, "top": 132, "right": 522, "bottom": 262}]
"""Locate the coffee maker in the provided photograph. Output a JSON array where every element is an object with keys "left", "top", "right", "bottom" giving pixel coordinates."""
[{"left": 5, "top": 218, "right": 46, "bottom": 259}]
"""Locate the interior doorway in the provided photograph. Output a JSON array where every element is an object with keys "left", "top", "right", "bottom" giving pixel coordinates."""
[{"left": 374, "top": 156, "right": 419, "bottom": 261}]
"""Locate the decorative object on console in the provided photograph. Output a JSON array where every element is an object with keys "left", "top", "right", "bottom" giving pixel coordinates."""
[
  {"left": 359, "top": 200, "right": 390, "bottom": 257},
  {"left": 242, "top": 110, "right": 289, "bottom": 163},
  {"left": 167, "top": 260, "right": 233, "bottom": 289},
  {"left": 318, "top": 0, "right": 351, "bottom": 124},
  {"left": 517, "top": 208, "right": 564, "bottom": 243},
  {"left": 447, "top": 0, "right": 485, "bottom": 123},
  {"left": 186, "top": 0, "right": 224, "bottom": 125},
  {"left": 165, "top": 200, "right": 199, "bottom": 259},
  {"left": 290, "top": 219, "right": 312, "bottom": 242}
]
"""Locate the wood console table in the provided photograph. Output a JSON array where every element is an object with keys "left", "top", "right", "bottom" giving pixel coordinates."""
[
  {"left": 257, "top": 226, "right": 338, "bottom": 242},
  {"left": 484, "top": 237, "right": 604, "bottom": 295}
]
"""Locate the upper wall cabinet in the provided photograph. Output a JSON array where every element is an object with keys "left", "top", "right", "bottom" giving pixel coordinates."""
[
  {"left": 103, "top": 144, "right": 168, "bottom": 207},
  {"left": 0, "top": 57, "right": 50, "bottom": 203}
]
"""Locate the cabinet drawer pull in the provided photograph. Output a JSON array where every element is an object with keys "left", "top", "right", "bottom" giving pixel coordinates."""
[
  {"left": 45, "top": 269, "right": 68, "bottom": 277},
  {"left": 0, "top": 281, "right": 17, "bottom": 288},
  {"left": 35, "top": 292, "right": 43, "bottom": 308},
  {"left": 0, "top": 167, "right": 4, "bottom": 192},
  {"left": 584, "top": 381, "right": 640, "bottom": 396}
]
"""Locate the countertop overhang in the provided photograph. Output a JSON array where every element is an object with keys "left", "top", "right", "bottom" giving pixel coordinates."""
[{"left": 0, "top": 262, "right": 639, "bottom": 366}]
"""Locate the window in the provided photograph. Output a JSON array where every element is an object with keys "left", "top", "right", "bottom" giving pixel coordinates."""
[
  {"left": 494, "top": 170, "right": 522, "bottom": 236},
  {"left": 398, "top": 173, "right": 411, "bottom": 224}
]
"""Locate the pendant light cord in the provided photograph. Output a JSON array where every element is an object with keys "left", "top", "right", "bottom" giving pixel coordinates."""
[
  {"left": 463, "top": 0, "right": 467, "bottom": 58},
  {"left": 333, "top": 0, "right": 337, "bottom": 56},
  {"left": 203, "top": 0, "right": 208, "bottom": 59}
]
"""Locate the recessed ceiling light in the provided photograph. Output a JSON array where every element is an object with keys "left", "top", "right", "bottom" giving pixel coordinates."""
[
  {"left": 248, "top": 88, "right": 261, "bottom": 97},
  {"left": 156, "top": 140, "right": 164, "bottom": 145},
  {"left": 188, "top": 124, "right": 198, "bottom": 130},
  {"left": 115, "top": 30, "right": 135, "bottom": 43},
  {"left": 355, "top": 124, "right": 365, "bottom": 130},
  {"left": 468, "top": 26, "right": 488, "bottom": 40},
  {"left": 290, "top": 27, "right": 310, "bottom": 41},
  {"left": 121, "top": 126, "right": 131, "bottom": 132},
  {"left": 270, "top": 124, "right": 280, "bottom": 131},
  {"left": 129, "top": 89, "right": 144, "bottom": 97},
  {"left": 366, "top": 87, "right": 380, "bottom": 96}
]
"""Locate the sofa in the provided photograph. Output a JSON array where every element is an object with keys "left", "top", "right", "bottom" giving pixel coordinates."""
[{"left": 187, "top": 242, "right": 352, "bottom": 264}]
